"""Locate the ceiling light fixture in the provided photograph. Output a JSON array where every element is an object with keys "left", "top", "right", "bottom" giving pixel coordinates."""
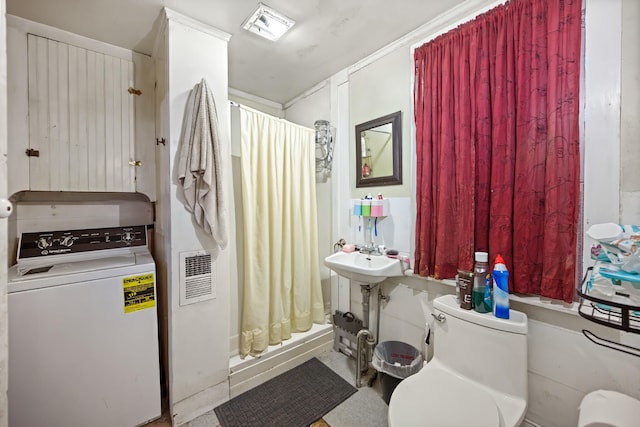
[{"left": 242, "top": 3, "right": 295, "bottom": 41}]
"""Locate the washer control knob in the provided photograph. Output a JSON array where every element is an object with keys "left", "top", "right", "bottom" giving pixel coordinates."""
[
  {"left": 122, "top": 231, "right": 134, "bottom": 242},
  {"left": 60, "top": 236, "right": 74, "bottom": 247},
  {"left": 37, "top": 237, "right": 52, "bottom": 249}
]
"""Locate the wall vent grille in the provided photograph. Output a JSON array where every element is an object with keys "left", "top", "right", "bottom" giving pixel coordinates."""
[
  {"left": 185, "top": 254, "right": 212, "bottom": 277},
  {"left": 179, "top": 250, "right": 216, "bottom": 306}
]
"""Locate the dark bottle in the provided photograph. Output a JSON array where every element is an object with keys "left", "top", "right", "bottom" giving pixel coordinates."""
[{"left": 457, "top": 270, "right": 474, "bottom": 310}]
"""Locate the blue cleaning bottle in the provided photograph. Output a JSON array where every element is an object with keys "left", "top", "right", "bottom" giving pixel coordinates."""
[{"left": 492, "top": 254, "right": 510, "bottom": 319}]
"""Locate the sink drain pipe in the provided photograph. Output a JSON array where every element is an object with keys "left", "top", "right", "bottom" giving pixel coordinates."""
[
  {"left": 356, "top": 329, "right": 375, "bottom": 388},
  {"left": 355, "top": 283, "right": 389, "bottom": 388}
]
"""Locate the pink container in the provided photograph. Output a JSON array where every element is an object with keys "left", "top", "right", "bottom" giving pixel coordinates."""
[{"left": 371, "top": 200, "right": 384, "bottom": 217}]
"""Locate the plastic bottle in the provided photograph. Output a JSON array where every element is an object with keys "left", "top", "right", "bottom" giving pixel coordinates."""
[
  {"left": 492, "top": 254, "right": 510, "bottom": 319},
  {"left": 473, "top": 252, "right": 490, "bottom": 313}
]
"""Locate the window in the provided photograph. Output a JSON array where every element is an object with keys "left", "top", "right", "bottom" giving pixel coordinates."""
[{"left": 413, "top": 0, "right": 583, "bottom": 303}]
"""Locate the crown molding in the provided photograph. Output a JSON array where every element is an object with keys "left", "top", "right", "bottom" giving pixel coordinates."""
[
  {"left": 348, "top": 0, "right": 505, "bottom": 75},
  {"left": 163, "top": 8, "right": 231, "bottom": 43},
  {"left": 229, "top": 87, "right": 283, "bottom": 110},
  {"left": 283, "top": 80, "right": 329, "bottom": 110}
]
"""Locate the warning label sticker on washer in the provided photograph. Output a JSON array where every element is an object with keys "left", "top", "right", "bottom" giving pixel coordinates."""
[{"left": 123, "top": 273, "right": 156, "bottom": 313}]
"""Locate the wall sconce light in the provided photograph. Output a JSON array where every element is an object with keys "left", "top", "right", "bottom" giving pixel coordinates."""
[{"left": 315, "top": 120, "right": 334, "bottom": 175}]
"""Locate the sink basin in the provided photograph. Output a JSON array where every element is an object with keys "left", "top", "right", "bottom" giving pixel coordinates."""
[{"left": 324, "top": 251, "right": 404, "bottom": 283}]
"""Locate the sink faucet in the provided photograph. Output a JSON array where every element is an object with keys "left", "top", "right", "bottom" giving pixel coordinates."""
[{"left": 360, "top": 242, "right": 382, "bottom": 256}]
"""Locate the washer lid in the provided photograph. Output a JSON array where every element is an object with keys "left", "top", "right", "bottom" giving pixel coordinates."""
[
  {"left": 11, "top": 255, "right": 136, "bottom": 282},
  {"left": 389, "top": 367, "right": 500, "bottom": 427}
]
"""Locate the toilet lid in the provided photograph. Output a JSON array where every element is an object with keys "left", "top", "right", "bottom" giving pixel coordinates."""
[{"left": 388, "top": 367, "right": 501, "bottom": 427}]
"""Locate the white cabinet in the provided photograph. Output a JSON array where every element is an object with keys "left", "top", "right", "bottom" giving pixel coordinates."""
[
  {"left": 8, "top": 17, "right": 155, "bottom": 200},
  {"left": 28, "top": 34, "right": 136, "bottom": 192}
]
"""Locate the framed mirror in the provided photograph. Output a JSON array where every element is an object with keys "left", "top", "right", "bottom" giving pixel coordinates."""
[{"left": 355, "top": 111, "right": 402, "bottom": 187}]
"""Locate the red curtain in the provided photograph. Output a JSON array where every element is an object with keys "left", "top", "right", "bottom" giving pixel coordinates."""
[{"left": 414, "top": 0, "right": 582, "bottom": 302}]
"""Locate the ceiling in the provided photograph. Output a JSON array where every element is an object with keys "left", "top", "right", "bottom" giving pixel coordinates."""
[{"left": 7, "top": 0, "right": 467, "bottom": 104}]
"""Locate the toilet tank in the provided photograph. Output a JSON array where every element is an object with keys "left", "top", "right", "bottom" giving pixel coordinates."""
[{"left": 432, "top": 294, "right": 528, "bottom": 401}]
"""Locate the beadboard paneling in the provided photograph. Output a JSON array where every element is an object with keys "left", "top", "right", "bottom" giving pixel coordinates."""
[{"left": 27, "top": 34, "right": 135, "bottom": 192}]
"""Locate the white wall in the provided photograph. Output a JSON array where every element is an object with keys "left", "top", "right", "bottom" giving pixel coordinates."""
[
  {"left": 284, "top": 83, "right": 332, "bottom": 276},
  {"left": 620, "top": 0, "right": 640, "bottom": 222},
  {"left": 350, "top": 46, "right": 413, "bottom": 199},
  {"left": 154, "top": 9, "right": 235, "bottom": 425},
  {"left": 0, "top": 0, "right": 8, "bottom": 424}
]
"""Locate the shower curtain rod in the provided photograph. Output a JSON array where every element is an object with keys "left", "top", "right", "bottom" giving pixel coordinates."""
[{"left": 230, "top": 102, "right": 318, "bottom": 134}]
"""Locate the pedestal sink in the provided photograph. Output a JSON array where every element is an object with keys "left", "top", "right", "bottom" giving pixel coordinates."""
[
  {"left": 325, "top": 250, "right": 405, "bottom": 388},
  {"left": 324, "top": 251, "right": 405, "bottom": 283}
]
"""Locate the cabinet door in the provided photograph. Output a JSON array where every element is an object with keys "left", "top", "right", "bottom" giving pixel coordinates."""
[{"left": 27, "top": 34, "right": 136, "bottom": 192}]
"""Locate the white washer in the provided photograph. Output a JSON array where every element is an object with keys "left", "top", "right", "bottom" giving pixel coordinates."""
[{"left": 8, "top": 225, "right": 161, "bottom": 427}]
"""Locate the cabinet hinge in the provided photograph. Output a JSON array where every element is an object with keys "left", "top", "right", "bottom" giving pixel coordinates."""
[
  {"left": 128, "top": 160, "right": 143, "bottom": 167},
  {"left": 25, "top": 148, "right": 40, "bottom": 157},
  {"left": 156, "top": 138, "right": 166, "bottom": 146},
  {"left": 128, "top": 87, "right": 142, "bottom": 96}
]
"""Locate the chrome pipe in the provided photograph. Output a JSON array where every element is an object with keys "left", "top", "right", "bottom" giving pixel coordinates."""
[
  {"left": 356, "top": 328, "right": 374, "bottom": 388},
  {"left": 360, "top": 284, "right": 376, "bottom": 330},
  {"left": 355, "top": 283, "right": 383, "bottom": 388},
  {"left": 376, "top": 287, "right": 389, "bottom": 347},
  {"left": 362, "top": 287, "right": 370, "bottom": 329}
]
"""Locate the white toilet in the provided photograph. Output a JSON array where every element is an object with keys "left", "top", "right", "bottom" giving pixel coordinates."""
[
  {"left": 388, "top": 294, "right": 528, "bottom": 427},
  {"left": 578, "top": 390, "right": 640, "bottom": 427}
]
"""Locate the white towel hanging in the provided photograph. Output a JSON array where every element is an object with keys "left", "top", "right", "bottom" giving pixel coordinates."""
[{"left": 177, "top": 78, "right": 228, "bottom": 250}]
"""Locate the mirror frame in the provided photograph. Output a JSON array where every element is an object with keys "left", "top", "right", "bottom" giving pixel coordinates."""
[{"left": 355, "top": 111, "right": 402, "bottom": 188}]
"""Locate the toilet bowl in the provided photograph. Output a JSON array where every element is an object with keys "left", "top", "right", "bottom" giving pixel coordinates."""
[
  {"left": 388, "top": 294, "right": 528, "bottom": 427},
  {"left": 578, "top": 390, "right": 640, "bottom": 427}
]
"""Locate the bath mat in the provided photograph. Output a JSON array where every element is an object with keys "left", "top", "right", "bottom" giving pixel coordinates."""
[{"left": 214, "top": 358, "right": 356, "bottom": 427}]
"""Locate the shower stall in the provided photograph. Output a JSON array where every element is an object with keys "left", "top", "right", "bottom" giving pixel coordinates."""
[{"left": 226, "top": 103, "right": 334, "bottom": 396}]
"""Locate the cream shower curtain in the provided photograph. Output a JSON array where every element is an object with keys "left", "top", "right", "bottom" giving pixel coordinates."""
[{"left": 239, "top": 106, "right": 325, "bottom": 357}]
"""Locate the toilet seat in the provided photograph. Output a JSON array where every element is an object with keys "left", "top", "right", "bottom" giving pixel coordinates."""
[{"left": 388, "top": 366, "right": 501, "bottom": 427}]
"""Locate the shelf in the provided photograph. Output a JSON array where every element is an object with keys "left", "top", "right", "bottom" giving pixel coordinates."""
[
  {"left": 599, "top": 267, "right": 640, "bottom": 285},
  {"left": 577, "top": 266, "right": 640, "bottom": 334}
]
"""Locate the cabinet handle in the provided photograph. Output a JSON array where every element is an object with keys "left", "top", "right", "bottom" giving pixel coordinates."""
[
  {"left": 128, "top": 87, "right": 142, "bottom": 96},
  {"left": 129, "top": 160, "right": 142, "bottom": 166},
  {"left": 26, "top": 148, "right": 40, "bottom": 157}
]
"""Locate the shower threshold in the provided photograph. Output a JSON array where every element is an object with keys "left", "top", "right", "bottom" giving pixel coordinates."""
[{"left": 228, "top": 322, "right": 333, "bottom": 397}]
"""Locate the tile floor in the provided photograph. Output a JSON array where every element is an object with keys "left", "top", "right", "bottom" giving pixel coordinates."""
[{"left": 148, "top": 349, "right": 389, "bottom": 427}]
